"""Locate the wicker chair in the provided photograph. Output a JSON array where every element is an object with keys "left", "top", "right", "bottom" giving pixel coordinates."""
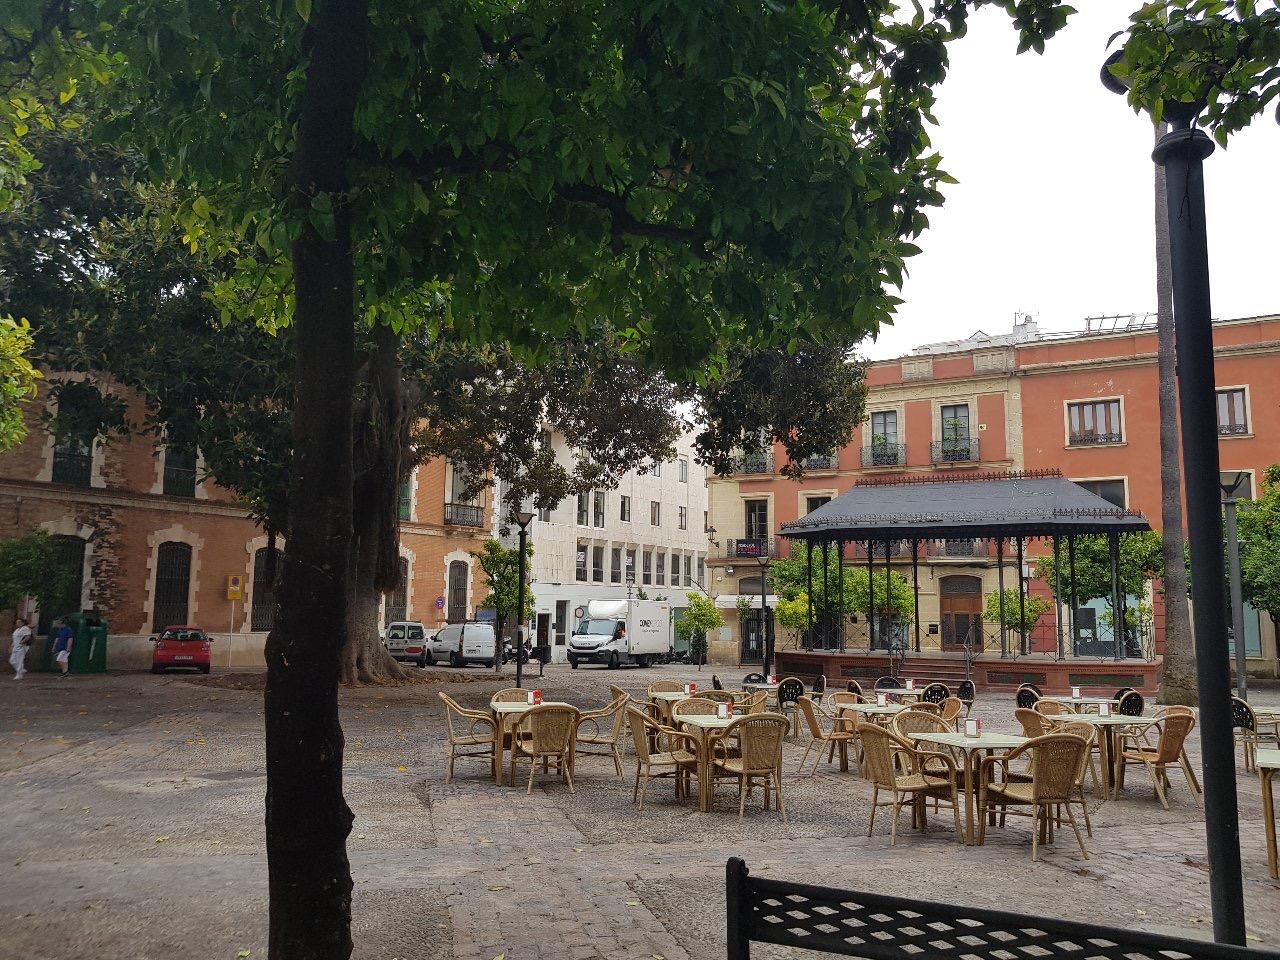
[
  {"left": 873, "top": 676, "right": 898, "bottom": 692},
  {"left": 1232, "top": 696, "right": 1260, "bottom": 772},
  {"left": 708, "top": 714, "right": 790, "bottom": 820},
  {"left": 846, "top": 679, "right": 866, "bottom": 698},
  {"left": 795, "top": 696, "right": 857, "bottom": 776},
  {"left": 811, "top": 674, "right": 827, "bottom": 705},
  {"left": 776, "top": 677, "right": 805, "bottom": 732},
  {"left": 492, "top": 687, "right": 530, "bottom": 703},
  {"left": 956, "top": 679, "right": 976, "bottom": 706},
  {"left": 1118, "top": 712, "right": 1202, "bottom": 809},
  {"left": 625, "top": 707, "right": 698, "bottom": 810},
  {"left": 672, "top": 697, "right": 719, "bottom": 721},
  {"left": 438, "top": 693, "right": 497, "bottom": 783},
  {"left": 939, "top": 697, "right": 964, "bottom": 724},
  {"left": 701, "top": 690, "right": 736, "bottom": 705},
  {"left": 648, "top": 680, "right": 685, "bottom": 695},
  {"left": 859, "top": 725, "right": 961, "bottom": 844},
  {"left": 921, "top": 682, "right": 950, "bottom": 705},
  {"left": 743, "top": 672, "right": 766, "bottom": 685},
  {"left": 712, "top": 674, "right": 724, "bottom": 691},
  {"left": 890, "top": 709, "right": 954, "bottom": 777},
  {"left": 509, "top": 704, "right": 580, "bottom": 794},
  {"left": 1113, "top": 686, "right": 1135, "bottom": 702},
  {"left": 1035, "top": 699, "right": 1073, "bottom": 717},
  {"left": 912, "top": 701, "right": 941, "bottom": 716},
  {"left": 745, "top": 691, "right": 770, "bottom": 714},
  {"left": 1015, "top": 686, "right": 1040, "bottom": 709},
  {"left": 575, "top": 693, "right": 629, "bottom": 776},
  {"left": 1014, "top": 707, "right": 1049, "bottom": 739},
  {"left": 978, "top": 733, "right": 1091, "bottom": 860},
  {"left": 1055, "top": 720, "right": 1101, "bottom": 835},
  {"left": 1117, "top": 691, "right": 1145, "bottom": 716},
  {"left": 1021, "top": 682, "right": 1043, "bottom": 696}
]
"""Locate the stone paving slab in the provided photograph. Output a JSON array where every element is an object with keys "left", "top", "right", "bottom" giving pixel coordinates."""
[{"left": 1, "top": 666, "right": 1277, "bottom": 959}]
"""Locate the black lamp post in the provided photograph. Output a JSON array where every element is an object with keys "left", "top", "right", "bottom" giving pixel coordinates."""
[
  {"left": 511, "top": 506, "right": 534, "bottom": 689},
  {"left": 1103, "top": 54, "right": 1245, "bottom": 946}
]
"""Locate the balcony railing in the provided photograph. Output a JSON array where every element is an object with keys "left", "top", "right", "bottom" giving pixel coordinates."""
[
  {"left": 860, "top": 443, "right": 905, "bottom": 467},
  {"left": 163, "top": 463, "right": 197, "bottom": 498},
  {"left": 1068, "top": 431, "right": 1123, "bottom": 446},
  {"left": 926, "top": 538, "right": 983, "bottom": 558},
  {"left": 730, "top": 451, "right": 774, "bottom": 475},
  {"left": 444, "top": 502, "right": 485, "bottom": 527},
  {"left": 931, "top": 437, "right": 979, "bottom": 464},
  {"left": 1218, "top": 422, "right": 1250, "bottom": 436},
  {"left": 51, "top": 444, "right": 93, "bottom": 487},
  {"left": 724, "top": 537, "right": 778, "bottom": 560},
  {"left": 801, "top": 453, "right": 838, "bottom": 471}
]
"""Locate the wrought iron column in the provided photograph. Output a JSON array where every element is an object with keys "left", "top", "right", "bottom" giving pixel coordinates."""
[
  {"left": 760, "top": 557, "right": 771, "bottom": 678},
  {"left": 997, "top": 537, "right": 1008, "bottom": 658},
  {"left": 866, "top": 539, "right": 875, "bottom": 651},
  {"left": 1108, "top": 531, "right": 1123, "bottom": 661},
  {"left": 1067, "top": 534, "right": 1079, "bottom": 655},
  {"left": 1154, "top": 113, "right": 1244, "bottom": 943},
  {"left": 837, "top": 540, "right": 846, "bottom": 652},
  {"left": 805, "top": 539, "right": 814, "bottom": 647},
  {"left": 911, "top": 538, "right": 921, "bottom": 653},
  {"left": 1016, "top": 536, "right": 1027, "bottom": 656},
  {"left": 1053, "top": 534, "right": 1065, "bottom": 660},
  {"left": 821, "top": 539, "right": 830, "bottom": 650}
]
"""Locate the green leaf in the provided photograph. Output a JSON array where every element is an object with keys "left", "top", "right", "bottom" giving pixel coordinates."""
[{"left": 295, "top": 0, "right": 311, "bottom": 22}]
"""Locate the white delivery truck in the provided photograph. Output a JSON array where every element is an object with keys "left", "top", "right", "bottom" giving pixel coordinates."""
[{"left": 567, "top": 599, "right": 671, "bottom": 669}]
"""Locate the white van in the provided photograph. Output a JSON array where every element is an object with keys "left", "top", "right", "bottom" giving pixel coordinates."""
[
  {"left": 427, "top": 621, "right": 498, "bottom": 668},
  {"left": 383, "top": 621, "right": 434, "bottom": 668}
]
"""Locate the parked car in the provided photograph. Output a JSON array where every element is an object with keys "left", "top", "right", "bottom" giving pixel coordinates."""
[
  {"left": 427, "top": 621, "right": 497, "bottom": 668},
  {"left": 383, "top": 621, "right": 434, "bottom": 667},
  {"left": 150, "top": 625, "right": 212, "bottom": 674}
]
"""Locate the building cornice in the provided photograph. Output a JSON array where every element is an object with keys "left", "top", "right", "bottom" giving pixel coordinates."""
[{"left": 1015, "top": 338, "right": 1280, "bottom": 377}]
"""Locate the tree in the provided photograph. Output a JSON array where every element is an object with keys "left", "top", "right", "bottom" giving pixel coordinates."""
[
  {"left": 982, "top": 589, "right": 1052, "bottom": 647},
  {"left": 1032, "top": 532, "right": 1164, "bottom": 605},
  {"left": 1152, "top": 119, "right": 1197, "bottom": 705},
  {"left": 470, "top": 538, "right": 534, "bottom": 652},
  {"left": 0, "top": 317, "right": 39, "bottom": 449},
  {"left": 6, "top": 2, "right": 1076, "bottom": 955},
  {"left": 774, "top": 593, "right": 811, "bottom": 651},
  {"left": 679, "top": 591, "right": 724, "bottom": 664},
  {"left": 0, "top": 531, "right": 73, "bottom": 613},
  {"left": 1108, "top": 2, "right": 1280, "bottom": 144},
  {"left": 1238, "top": 465, "right": 1280, "bottom": 638},
  {"left": 769, "top": 550, "right": 914, "bottom": 625}
]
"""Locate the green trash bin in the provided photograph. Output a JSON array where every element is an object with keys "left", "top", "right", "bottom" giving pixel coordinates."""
[{"left": 63, "top": 611, "right": 108, "bottom": 673}]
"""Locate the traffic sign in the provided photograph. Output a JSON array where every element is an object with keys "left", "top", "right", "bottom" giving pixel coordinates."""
[
  {"left": 435, "top": 596, "right": 445, "bottom": 610},
  {"left": 573, "top": 605, "right": 585, "bottom": 620},
  {"left": 226, "top": 575, "right": 244, "bottom": 601}
]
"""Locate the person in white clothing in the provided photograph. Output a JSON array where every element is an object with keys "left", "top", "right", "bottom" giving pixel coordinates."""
[{"left": 9, "top": 617, "right": 32, "bottom": 679}]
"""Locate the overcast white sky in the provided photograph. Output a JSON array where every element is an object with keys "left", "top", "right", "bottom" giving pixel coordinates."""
[{"left": 861, "top": 4, "right": 1280, "bottom": 361}]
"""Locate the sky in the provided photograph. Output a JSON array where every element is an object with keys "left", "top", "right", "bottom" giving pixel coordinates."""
[{"left": 860, "top": 4, "right": 1280, "bottom": 361}]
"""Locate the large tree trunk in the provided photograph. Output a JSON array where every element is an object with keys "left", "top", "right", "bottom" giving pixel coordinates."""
[
  {"left": 264, "top": 2, "right": 367, "bottom": 958},
  {"left": 1154, "top": 120, "right": 1197, "bottom": 706},
  {"left": 341, "top": 325, "right": 412, "bottom": 685}
]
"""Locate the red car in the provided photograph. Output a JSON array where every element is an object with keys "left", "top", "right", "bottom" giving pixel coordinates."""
[{"left": 150, "top": 625, "right": 213, "bottom": 674}]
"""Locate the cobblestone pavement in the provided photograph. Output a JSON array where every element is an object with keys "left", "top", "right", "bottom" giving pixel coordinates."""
[{"left": 1, "top": 664, "right": 1278, "bottom": 960}]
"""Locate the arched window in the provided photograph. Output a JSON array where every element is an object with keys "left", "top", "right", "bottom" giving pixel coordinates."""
[
  {"left": 251, "top": 547, "right": 285, "bottom": 632},
  {"left": 38, "top": 535, "right": 86, "bottom": 635},
  {"left": 384, "top": 558, "right": 409, "bottom": 625},
  {"left": 153, "top": 541, "right": 193, "bottom": 630},
  {"left": 447, "top": 560, "right": 468, "bottom": 623}
]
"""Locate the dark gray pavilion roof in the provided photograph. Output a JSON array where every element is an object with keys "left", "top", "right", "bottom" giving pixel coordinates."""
[{"left": 780, "top": 471, "right": 1151, "bottom": 541}]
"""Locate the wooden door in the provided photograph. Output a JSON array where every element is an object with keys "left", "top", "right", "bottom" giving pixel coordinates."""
[{"left": 939, "top": 576, "right": 984, "bottom": 652}]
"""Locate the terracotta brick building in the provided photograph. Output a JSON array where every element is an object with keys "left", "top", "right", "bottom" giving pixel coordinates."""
[
  {"left": 0, "top": 377, "right": 492, "bottom": 669},
  {"left": 707, "top": 313, "right": 1280, "bottom": 678}
]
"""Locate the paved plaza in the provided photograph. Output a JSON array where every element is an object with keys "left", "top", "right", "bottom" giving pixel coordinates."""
[{"left": 1, "top": 664, "right": 1278, "bottom": 960}]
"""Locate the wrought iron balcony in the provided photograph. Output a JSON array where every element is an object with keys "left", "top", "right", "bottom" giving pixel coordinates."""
[
  {"left": 801, "top": 453, "right": 838, "bottom": 471},
  {"left": 444, "top": 502, "right": 485, "bottom": 527},
  {"left": 163, "top": 463, "right": 197, "bottom": 498},
  {"left": 51, "top": 444, "right": 93, "bottom": 487},
  {"left": 926, "top": 538, "right": 982, "bottom": 558},
  {"left": 730, "top": 451, "right": 774, "bottom": 475},
  {"left": 1218, "top": 422, "right": 1250, "bottom": 436},
  {"left": 1068, "top": 431, "right": 1124, "bottom": 446},
  {"left": 860, "top": 443, "right": 905, "bottom": 467},
  {"left": 931, "top": 437, "right": 979, "bottom": 463},
  {"left": 724, "top": 537, "right": 778, "bottom": 560}
]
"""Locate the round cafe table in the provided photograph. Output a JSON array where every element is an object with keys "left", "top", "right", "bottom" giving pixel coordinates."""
[
  {"left": 676, "top": 713, "right": 736, "bottom": 812},
  {"left": 909, "top": 731, "right": 1028, "bottom": 845},
  {"left": 490, "top": 699, "right": 572, "bottom": 786}
]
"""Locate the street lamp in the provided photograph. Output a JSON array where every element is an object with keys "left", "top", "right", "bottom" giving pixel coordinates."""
[
  {"left": 510, "top": 505, "right": 535, "bottom": 688},
  {"left": 1103, "top": 51, "right": 1245, "bottom": 946},
  {"left": 1220, "top": 470, "right": 1250, "bottom": 700}
]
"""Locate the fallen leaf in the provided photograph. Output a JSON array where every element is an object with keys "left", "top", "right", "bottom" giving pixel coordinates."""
[
  {"left": 237, "top": 951, "right": 252, "bottom": 958},
  {"left": 155, "top": 836, "right": 170, "bottom": 844},
  {"left": 396, "top": 765, "right": 407, "bottom": 773}
]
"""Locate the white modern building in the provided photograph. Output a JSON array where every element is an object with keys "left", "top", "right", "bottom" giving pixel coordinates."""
[{"left": 503, "top": 430, "right": 710, "bottom": 663}]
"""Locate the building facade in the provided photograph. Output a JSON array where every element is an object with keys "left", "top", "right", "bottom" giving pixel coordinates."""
[
  {"left": 510, "top": 430, "right": 710, "bottom": 663},
  {"left": 706, "top": 313, "right": 1280, "bottom": 676},
  {"left": 0, "top": 377, "right": 492, "bottom": 670}
]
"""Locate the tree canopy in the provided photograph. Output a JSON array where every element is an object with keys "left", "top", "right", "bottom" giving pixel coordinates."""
[
  {"left": 1032, "top": 531, "right": 1164, "bottom": 604},
  {"left": 769, "top": 548, "right": 914, "bottom": 622},
  {"left": 1238, "top": 464, "right": 1280, "bottom": 627}
]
